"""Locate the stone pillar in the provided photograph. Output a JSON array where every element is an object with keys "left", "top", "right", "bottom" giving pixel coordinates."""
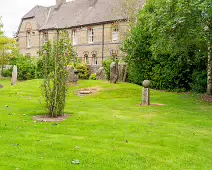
[
  {"left": 142, "top": 80, "right": 151, "bottom": 106},
  {"left": 67, "top": 66, "right": 78, "bottom": 83},
  {"left": 11, "top": 65, "right": 18, "bottom": 85},
  {"left": 110, "top": 62, "right": 119, "bottom": 84}
]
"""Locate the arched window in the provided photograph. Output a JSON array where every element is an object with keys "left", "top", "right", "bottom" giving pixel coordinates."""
[
  {"left": 83, "top": 51, "right": 89, "bottom": 64},
  {"left": 27, "top": 32, "right": 31, "bottom": 48},
  {"left": 84, "top": 54, "right": 89, "bottom": 64},
  {"left": 91, "top": 51, "right": 98, "bottom": 65},
  {"left": 92, "top": 54, "right": 97, "bottom": 65}
]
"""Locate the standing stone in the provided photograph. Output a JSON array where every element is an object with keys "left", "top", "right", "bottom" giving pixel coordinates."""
[
  {"left": 110, "top": 62, "right": 119, "bottom": 84},
  {"left": 67, "top": 66, "right": 78, "bottom": 83},
  {"left": 96, "top": 67, "right": 107, "bottom": 80},
  {"left": 11, "top": 65, "right": 18, "bottom": 85},
  {"left": 118, "top": 64, "right": 128, "bottom": 82},
  {"left": 142, "top": 80, "right": 151, "bottom": 106}
]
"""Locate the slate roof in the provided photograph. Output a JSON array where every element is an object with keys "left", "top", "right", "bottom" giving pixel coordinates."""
[{"left": 19, "top": 0, "right": 145, "bottom": 32}]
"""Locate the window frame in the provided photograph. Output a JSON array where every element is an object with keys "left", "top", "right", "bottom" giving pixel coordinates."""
[
  {"left": 27, "top": 32, "right": 31, "bottom": 48},
  {"left": 92, "top": 54, "right": 98, "bottom": 65},
  {"left": 43, "top": 32, "right": 48, "bottom": 44},
  {"left": 112, "top": 25, "right": 119, "bottom": 42},
  {"left": 72, "top": 29, "right": 78, "bottom": 45},
  {"left": 84, "top": 54, "right": 89, "bottom": 64},
  {"left": 88, "top": 28, "right": 94, "bottom": 44}
]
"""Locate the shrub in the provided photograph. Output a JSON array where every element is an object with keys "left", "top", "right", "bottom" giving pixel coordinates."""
[
  {"left": 191, "top": 71, "right": 207, "bottom": 93},
  {"left": 39, "top": 31, "right": 75, "bottom": 117},
  {"left": 76, "top": 63, "right": 89, "bottom": 79},
  {"left": 35, "top": 58, "right": 44, "bottom": 79},
  {"left": 1, "top": 67, "right": 12, "bottom": 77},
  {"left": 89, "top": 73, "right": 97, "bottom": 80},
  {"left": 10, "top": 55, "right": 37, "bottom": 80}
]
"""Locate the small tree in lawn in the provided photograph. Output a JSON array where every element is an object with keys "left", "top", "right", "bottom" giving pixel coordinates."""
[{"left": 39, "top": 30, "right": 75, "bottom": 117}]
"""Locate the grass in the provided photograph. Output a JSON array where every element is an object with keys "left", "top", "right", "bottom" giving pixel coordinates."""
[{"left": 0, "top": 78, "right": 212, "bottom": 170}]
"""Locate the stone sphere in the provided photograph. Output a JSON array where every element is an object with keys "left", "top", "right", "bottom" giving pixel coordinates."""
[{"left": 142, "top": 80, "right": 151, "bottom": 88}]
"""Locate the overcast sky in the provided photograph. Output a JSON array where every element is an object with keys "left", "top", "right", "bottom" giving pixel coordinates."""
[{"left": 0, "top": 0, "right": 55, "bottom": 37}]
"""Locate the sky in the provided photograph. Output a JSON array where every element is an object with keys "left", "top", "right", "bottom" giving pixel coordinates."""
[{"left": 0, "top": 0, "right": 55, "bottom": 37}]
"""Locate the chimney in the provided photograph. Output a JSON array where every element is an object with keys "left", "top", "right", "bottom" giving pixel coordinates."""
[
  {"left": 56, "top": 0, "right": 66, "bottom": 9},
  {"left": 89, "top": 0, "right": 97, "bottom": 7}
]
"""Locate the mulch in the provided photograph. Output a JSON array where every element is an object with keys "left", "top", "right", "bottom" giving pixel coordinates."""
[
  {"left": 201, "top": 94, "right": 212, "bottom": 103},
  {"left": 33, "top": 114, "right": 71, "bottom": 122}
]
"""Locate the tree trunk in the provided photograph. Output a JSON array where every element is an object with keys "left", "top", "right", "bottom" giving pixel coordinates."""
[{"left": 207, "top": 43, "right": 212, "bottom": 95}]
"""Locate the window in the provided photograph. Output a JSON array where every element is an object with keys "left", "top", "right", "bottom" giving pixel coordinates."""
[
  {"left": 27, "top": 32, "right": 31, "bottom": 48},
  {"left": 93, "top": 54, "right": 97, "bottom": 65},
  {"left": 43, "top": 32, "right": 48, "bottom": 44},
  {"left": 88, "top": 28, "right": 94, "bottom": 43},
  {"left": 84, "top": 54, "right": 89, "bottom": 64},
  {"left": 112, "top": 25, "right": 119, "bottom": 42},
  {"left": 72, "top": 29, "right": 77, "bottom": 45}
]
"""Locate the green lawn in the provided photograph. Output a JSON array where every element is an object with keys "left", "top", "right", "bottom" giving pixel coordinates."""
[{"left": 0, "top": 78, "right": 211, "bottom": 170}]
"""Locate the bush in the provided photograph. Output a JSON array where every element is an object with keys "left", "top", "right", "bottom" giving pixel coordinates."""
[
  {"left": 10, "top": 55, "right": 37, "bottom": 80},
  {"left": 1, "top": 67, "right": 12, "bottom": 77},
  {"left": 89, "top": 73, "right": 97, "bottom": 80},
  {"left": 191, "top": 71, "right": 207, "bottom": 93},
  {"left": 35, "top": 58, "right": 44, "bottom": 79},
  {"left": 76, "top": 63, "right": 89, "bottom": 79}
]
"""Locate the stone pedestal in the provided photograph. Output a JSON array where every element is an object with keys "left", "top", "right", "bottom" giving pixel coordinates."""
[
  {"left": 11, "top": 65, "right": 17, "bottom": 85},
  {"left": 142, "top": 80, "right": 151, "bottom": 106},
  {"left": 142, "top": 87, "right": 150, "bottom": 106}
]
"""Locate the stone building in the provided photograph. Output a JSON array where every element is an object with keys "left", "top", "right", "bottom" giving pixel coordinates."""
[{"left": 17, "top": 0, "right": 131, "bottom": 65}]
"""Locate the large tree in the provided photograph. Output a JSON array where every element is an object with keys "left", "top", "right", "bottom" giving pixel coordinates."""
[
  {"left": 0, "top": 16, "right": 18, "bottom": 73},
  {"left": 122, "top": 0, "right": 212, "bottom": 94}
]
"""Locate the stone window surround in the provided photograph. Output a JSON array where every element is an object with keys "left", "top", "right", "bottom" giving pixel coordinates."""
[
  {"left": 88, "top": 27, "right": 94, "bottom": 44},
  {"left": 26, "top": 31, "right": 31, "bottom": 49},
  {"left": 43, "top": 32, "right": 49, "bottom": 44},
  {"left": 72, "top": 29, "right": 78, "bottom": 45},
  {"left": 112, "top": 24, "right": 119, "bottom": 42}
]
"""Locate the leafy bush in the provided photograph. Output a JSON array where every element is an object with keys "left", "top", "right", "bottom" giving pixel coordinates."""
[
  {"left": 10, "top": 56, "right": 37, "bottom": 80},
  {"left": 121, "top": 1, "right": 208, "bottom": 92},
  {"left": 191, "top": 71, "right": 207, "bottom": 93},
  {"left": 89, "top": 73, "right": 97, "bottom": 80},
  {"left": 1, "top": 67, "right": 12, "bottom": 77},
  {"left": 35, "top": 58, "right": 44, "bottom": 79},
  {"left": 76, "top": 63, "right": 89, "bottom": 79},
  {"left": 39, "top": 31, "right": 75, "bottom": 117}
]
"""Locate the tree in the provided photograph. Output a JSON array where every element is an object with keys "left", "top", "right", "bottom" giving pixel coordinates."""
[
  {"left": 39, "top": 31, "right": 75, "bottom": 117},
  {"left": 122, "top": 0, "right": 212, "bottom": 94},
  {"left": 0, "top": 16, "right": 18, "bottom": 74}
]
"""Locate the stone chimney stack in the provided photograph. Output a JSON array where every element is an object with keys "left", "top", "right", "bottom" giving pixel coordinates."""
[
  {"left": 56, "top": 0, "right": 66, "bottom": 8},
  {"left": 89, "top": 0, "right": 98, "bottom": 7}
]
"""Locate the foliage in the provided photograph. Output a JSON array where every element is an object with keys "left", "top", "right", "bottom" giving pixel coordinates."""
[
  {"left": 0, "top": 17, "right": 19, "bottom": 73},
  {"left": 39, "top": 31, "right": 75, "bottom": 117},
  {"left": 191, "top": 71, "right": 207, "bottom": 93},
  {"left": 89, "top": 73, "right": 97, "bottom": 80},
  {"left": 122, "top": 0, "right": 211, "bottom": 93},
  {"left": 75, "top": 63, "right": 89, "bottom": 80},
  {"left": 1, "top": 66, "right": 12, "bottom": 77},
  {"left": 9, "top": 55, "right": 37, "bottom": 80}
]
